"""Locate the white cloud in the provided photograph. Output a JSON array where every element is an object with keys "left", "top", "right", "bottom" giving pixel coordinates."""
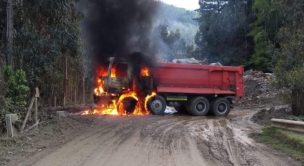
[{"left": 160, "top": 0, "right": 200, "bottom": 10}]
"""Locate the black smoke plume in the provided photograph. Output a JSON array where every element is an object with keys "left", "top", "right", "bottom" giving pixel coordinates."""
[{"left": 79, "top": 0, "right": 159, "bottom": 64}]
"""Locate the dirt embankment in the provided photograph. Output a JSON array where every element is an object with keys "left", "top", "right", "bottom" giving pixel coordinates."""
[
  {"left": 251, "top": 105, "right": 294, "bottom": 125},
  {"left": 240, "top": 70, "right": 285, "bottom": 108}
]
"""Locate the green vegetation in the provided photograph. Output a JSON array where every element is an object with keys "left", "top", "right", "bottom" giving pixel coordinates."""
[
  {"left": 287, "top": 116, "right": 304, "bottom": 122},
  {"left": 195, "top": 0, "right": 254, "bottom": 65},
  {"left": 196, "top": 0, "right": 304, "bottom": 115},
  {"left": 247, "top": 0, "right": 304, "bottom": 115},
  {"left": 0, "top": 66, "right": 30, "bottom": 132},
  {"left": 2, "top": 66, "right": 30, "bottom": 114},
  {"left": 0, "top": 0, "right": 92, "bottom": 132},
  {"left": 253, "top": 127, "right": 304, "bottom": 162},
  {"left": 248, "top": 0, "right": 283, "bottom": 71},
  {"left": 272, "top": 1, "right": 304, "bottom": 116}
]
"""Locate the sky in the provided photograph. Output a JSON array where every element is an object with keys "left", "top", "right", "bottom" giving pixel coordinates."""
[{"left": 160, "top": 0, "right": 200, "bottom": 10}]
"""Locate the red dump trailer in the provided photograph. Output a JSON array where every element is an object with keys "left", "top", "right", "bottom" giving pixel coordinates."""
[{"left": 146, "top": 63, "right": 244, "bottom": 116}]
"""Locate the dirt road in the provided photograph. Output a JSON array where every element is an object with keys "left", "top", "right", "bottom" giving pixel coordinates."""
[{"left": 18, "top": 109, "right": 300, "bottom": 166}]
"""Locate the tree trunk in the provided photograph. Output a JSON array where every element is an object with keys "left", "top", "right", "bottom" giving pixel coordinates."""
[
  {"left": 63, "top": 56, "right": 68, "bottom": 107},
  {"left": 74, "top": 88, "right": 77, "bottom": 105},
  {"left": 6, "top": 0, "right": 13, "bottom": 66},
  {"left": 82, "top": 76, "right": 85, "bottom": 105},
  {"left": 291, "top": 89, "right": 304, "bottom": 116}
]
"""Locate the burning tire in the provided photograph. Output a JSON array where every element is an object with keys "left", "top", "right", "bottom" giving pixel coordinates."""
[
  {"left": 187, "top": 97, "right": 210, "bottom": 116},
  {"left": 211, "top": 98, "right": 231, "bottom": 116},
  {"left": 118, "top": 97, "right": 138, "bottom": 115},
  {"left": 147, "top": 95, "right": 166, "bottom": 115}
]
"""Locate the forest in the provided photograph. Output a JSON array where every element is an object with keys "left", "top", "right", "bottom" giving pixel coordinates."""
[
  {"left": 196, "top": 0, "right": 304, "bottom": 115},
  {"left": 0, "top": 0, "right": 304, "bottom": 131}
]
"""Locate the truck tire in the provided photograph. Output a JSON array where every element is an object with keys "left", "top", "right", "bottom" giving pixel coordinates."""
[
  {"left": 117, "top": 97, "right": 137, "bottom": 115},
  {"left": 212, "top": 98, "right": 231, "bottom": 116},
  {"left": 187, "top": 97, "right": 210, "bottom": 116},
  {"left": 147, "top": 95, "right": 166, "bottom": 115}
]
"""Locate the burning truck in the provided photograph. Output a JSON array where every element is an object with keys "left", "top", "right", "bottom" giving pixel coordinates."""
[
  {"left": 85, "top": 54, "right": 244, "bottom": 116},
  {"left": 78, "top": 0, "right": 244, "bottom": 116}
]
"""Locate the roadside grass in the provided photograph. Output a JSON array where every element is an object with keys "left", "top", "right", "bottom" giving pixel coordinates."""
[{"left": 252, "top": 127, "right": 304, "bottom": 162}]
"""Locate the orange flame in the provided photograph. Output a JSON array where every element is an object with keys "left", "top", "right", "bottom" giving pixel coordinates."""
[
  {"left": 144, "top": 92, "right": 157, "bottom": 111},
  {"left": 94, "top": 86, "right": 104, "bottom": 96},
  {"left": 86, "top": 65, "right": 155, "bottom": 116},
  {"left": 82, "top": 91, "right": 156, "bottom": 116},
  {"left": 94, "top": 67, "right": 118, "bottom": 96},
  {"left": 141, "top": 67, "right": 150, "bottom": 77},
  {"left": 110, "top": 68, "right": 117, "bottom": 78}
]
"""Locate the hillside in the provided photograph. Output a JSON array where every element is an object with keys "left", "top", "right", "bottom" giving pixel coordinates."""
[{"left": 155, "top": 3, "right": 199, "bottom": 44}]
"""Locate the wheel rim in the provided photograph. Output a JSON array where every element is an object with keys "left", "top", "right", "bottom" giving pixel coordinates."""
[
  {"left": 218, "top": 103, "right": 228, "bottom": 113},
  {"left": 151, "top": 100, "right": 163, "bottom": 113},
  {"left": 196, "top": 102, "right": 206, "bottom": 112}
]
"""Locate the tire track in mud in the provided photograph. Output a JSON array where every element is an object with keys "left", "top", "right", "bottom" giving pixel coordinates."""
[
  {"left": 19, "top": 110, "right": 301, "bottom": 166},
  {"left": 138, "top": 116, "right": 212, "bottom": 166},
  {"left": 189, "top": 110, "right": 300, "bottom": 166}
]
